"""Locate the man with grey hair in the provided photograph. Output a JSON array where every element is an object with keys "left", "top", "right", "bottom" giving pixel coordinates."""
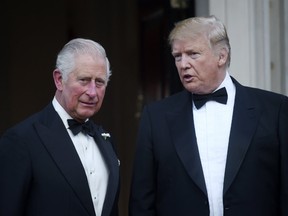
[
  {"left": 129, "top": 16, "right": 288, "bottom": 216},
  {"left": 0, "top": 38, "right": 120, "bottom": 216}
]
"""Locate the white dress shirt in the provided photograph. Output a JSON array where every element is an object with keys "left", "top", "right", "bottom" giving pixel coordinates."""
[
  {"left": 52, "top": 98, "right": 109, "bottom": 216},
  {"left": 193, "top": 72, "right": 236, "bottom": 216}
]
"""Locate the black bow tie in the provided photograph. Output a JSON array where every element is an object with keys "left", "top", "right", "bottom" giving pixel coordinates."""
[
  {"left": 67, "top": 119, "right": 95, "bottom": 136},
  {"left": 193, "top": 87, "right": 228, "bottom": 109}
]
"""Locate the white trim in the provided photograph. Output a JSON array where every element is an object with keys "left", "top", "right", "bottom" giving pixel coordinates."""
[{"left": 283, "top": 0, "right": 288, "bottom": 95}]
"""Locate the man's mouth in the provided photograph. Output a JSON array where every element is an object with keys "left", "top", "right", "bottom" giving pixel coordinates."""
[
  {"left": 81, "top": 101, "right": 96, "bottom": 106},
  {"left": 183, "top": 74, "right": 193, "bottom": 82}
]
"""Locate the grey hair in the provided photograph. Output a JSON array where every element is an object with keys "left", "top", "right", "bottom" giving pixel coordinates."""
[
  {"left": 55, "top": 38, "right": 112, "bottom": 84},
  {"left": 168, "top": 15, "right": 231, "bottom": 68}
]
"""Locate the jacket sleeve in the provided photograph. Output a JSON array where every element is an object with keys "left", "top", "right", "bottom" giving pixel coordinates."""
[
  {"left": 129, "top": 106, "right": 157, "bottom": 216},
  {"left": 0, "top": 130, "right": 32, "bottom": 216},
  {"left": 279, "top": 96, "right": 288, "bottom": 215}
]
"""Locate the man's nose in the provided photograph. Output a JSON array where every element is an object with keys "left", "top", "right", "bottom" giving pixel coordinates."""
[
  {"left": 86, "top": 82, "right": 97, "bottom": 96},
  {"left": 180, "top": 55, "right": 190, "bottom": 69}
]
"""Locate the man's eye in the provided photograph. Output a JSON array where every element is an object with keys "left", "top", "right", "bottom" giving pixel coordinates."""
[
  {"left": 95, "top": 79, "right": 106, "bottom": 87},
  {"left": 79, "top": 78, "right": 90, "bottom": 84},
  {"left": 174, "top": 55, "right": 181, "bottom": 61},
  {"left": 189, "top": 52, "right": 200, "bottom": 59}
]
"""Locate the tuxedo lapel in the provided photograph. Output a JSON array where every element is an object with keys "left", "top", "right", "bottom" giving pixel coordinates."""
[
  {"left": 92, "top": 128, "right": 119, "bottom": 216},
  {"left": 166, "top": 91, "right": 207, "bottom": 196},
  {"left": 223, "top": 79, "right": 261, "bottom": 194},
  {"left": 33, "top": 104, "right": 95, "bottom": 216}
]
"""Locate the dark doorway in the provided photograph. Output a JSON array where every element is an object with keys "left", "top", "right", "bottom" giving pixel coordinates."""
[{"left": 137, "top": 0, "right": 195, "bottom": 106}]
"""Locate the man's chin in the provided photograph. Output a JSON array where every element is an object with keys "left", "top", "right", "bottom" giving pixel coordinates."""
[
  {"left": 78, "top": 110, "right": 98, "bottom": 119},
  {"left": 183, "top": 85, "right": 197, "bottom": 93}
]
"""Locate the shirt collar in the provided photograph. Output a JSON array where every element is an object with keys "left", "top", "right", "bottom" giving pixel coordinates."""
[
  {"left": 52, "top": 97, "right": 73, "bottom": 129},
  {"left": 216, "top": 71, "right": 234, "bottom": 92}
]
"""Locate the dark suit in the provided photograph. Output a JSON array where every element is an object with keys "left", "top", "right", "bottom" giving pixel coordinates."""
[
  {"left": 0, "top": 103, "right": 119, "bottom": 216},
  {"left": 129, "top": 77, "right": 288, "bottom": 216}
]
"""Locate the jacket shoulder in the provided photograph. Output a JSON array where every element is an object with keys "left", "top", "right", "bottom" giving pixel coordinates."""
[
  {"left": 145, "top": 90, "right": 191, "bottom": 112},
  {"left": 0, "top": 103, "right": 54, "bottom": 138}
]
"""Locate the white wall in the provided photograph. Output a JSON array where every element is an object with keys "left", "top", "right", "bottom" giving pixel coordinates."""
[{"left": 282, "top": 0, "right": 288, "bottom": 95}]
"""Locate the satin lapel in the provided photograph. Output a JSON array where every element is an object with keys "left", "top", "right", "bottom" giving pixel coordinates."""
[
  {"left": 223, "top": 80, "right": 261, "bottom": 194},
  {"left": 34, "top": 105, "right": 95, "bottom": 216},
  {"left": 93, "top": 128, "right": 119, "bottom": 216},
  {"left": 166, "top": 92, "right": 207, "bottom": 196}
]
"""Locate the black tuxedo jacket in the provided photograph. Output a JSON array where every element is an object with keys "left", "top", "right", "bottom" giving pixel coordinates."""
[
  {"left": 129, "top": 77, "right": 288, "bottom": 216},
  {"left": 0, "top": 103, "right": 119, "bottom": 216}
]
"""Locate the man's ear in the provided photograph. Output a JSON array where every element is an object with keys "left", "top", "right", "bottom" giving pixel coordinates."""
[
  {"left": 218, "top": 48, "right": 228, "bottom": 67},
  {"left": 53, "top": 69, "right": 64, "bottom": 91}
]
